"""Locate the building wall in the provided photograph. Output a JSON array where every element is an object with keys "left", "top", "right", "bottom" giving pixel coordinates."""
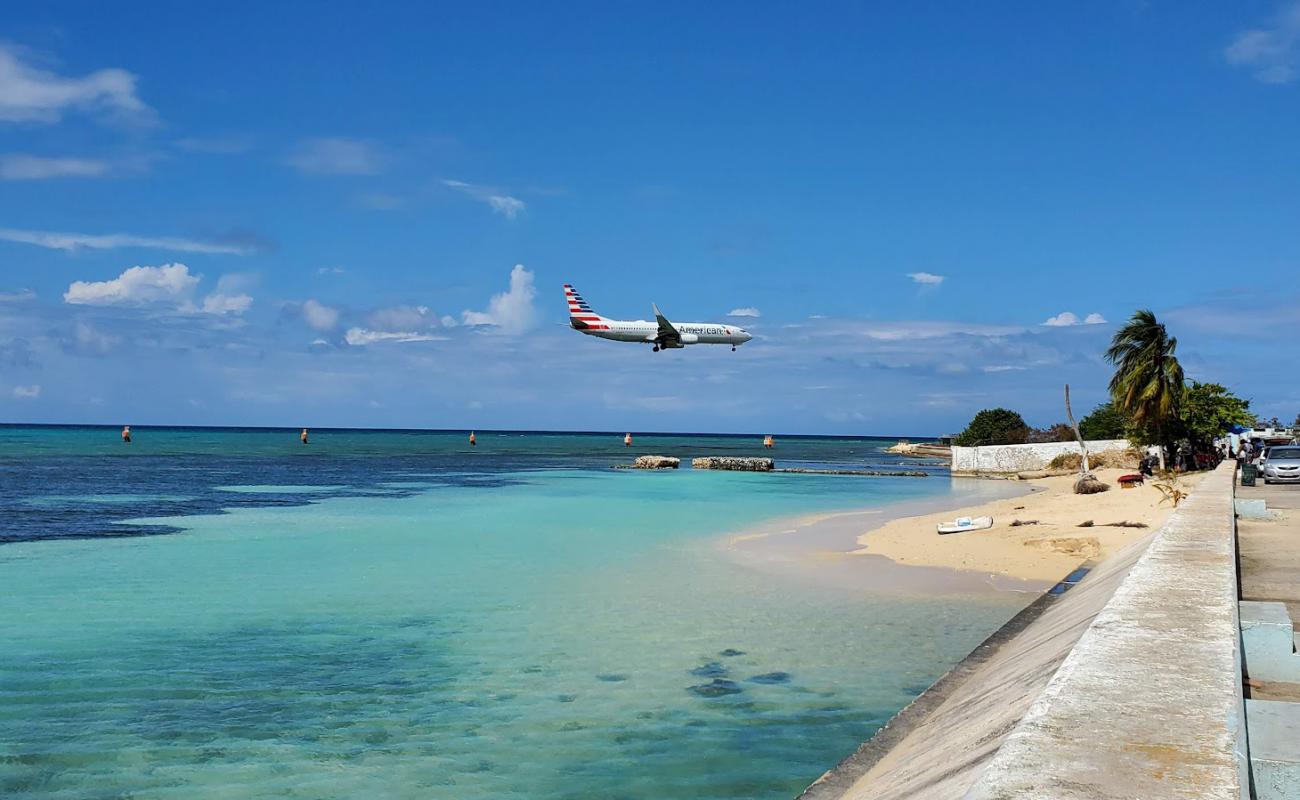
[{"left": 950, "top": 439, "right": 1131, "bottom": 475}]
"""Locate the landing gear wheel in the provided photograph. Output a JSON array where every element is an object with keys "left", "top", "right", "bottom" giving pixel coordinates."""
[
  {"left": 652, "top": 345, "right": 659, "bottom": 352},
  {"left": 731, "top": 345, "right": 736, "bottom": 351}
]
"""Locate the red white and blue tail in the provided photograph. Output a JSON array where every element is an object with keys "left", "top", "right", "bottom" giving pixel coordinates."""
[{"left": 563, "top": 284, "right": 609, "bottom": 330}]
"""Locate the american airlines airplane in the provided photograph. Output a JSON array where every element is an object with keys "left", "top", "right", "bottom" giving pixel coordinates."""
[{"left": 564, "top": 284, "right": 753, "bottom": 352}]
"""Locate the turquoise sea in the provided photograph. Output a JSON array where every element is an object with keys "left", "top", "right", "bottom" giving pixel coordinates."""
[{"left": 0, "top": 426, "right": 1030, "bottom": 799}]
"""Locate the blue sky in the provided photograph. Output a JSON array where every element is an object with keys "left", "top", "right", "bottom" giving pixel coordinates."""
[{"left": 1, "top": 1, "right": 1298, "bottom": 434}]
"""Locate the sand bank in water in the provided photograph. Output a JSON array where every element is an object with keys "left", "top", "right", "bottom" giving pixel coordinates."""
[{"left": 853, "top": 467, "right": 1203, "bottom": 581}]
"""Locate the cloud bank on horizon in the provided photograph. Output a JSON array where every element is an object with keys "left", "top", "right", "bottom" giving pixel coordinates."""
[{"left": 0, "top": 5, "right": 1296, "bottom": 432}]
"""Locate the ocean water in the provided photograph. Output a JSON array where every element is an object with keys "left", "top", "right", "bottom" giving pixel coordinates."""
[{"left": 0, "top": 426, "right": 1029, "bottom": 799}]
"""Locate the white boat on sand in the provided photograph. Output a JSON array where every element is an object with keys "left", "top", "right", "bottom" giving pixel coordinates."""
[{"left": 937, "top": 516, "right": 993, "bottom": 535}]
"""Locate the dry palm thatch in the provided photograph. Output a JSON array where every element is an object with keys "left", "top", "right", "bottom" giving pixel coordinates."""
[{"left": 1074, "top": 474, "right": 1110, "bottom": 494}]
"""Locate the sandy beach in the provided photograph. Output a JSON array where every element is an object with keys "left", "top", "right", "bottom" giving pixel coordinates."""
[{"left": 853, "top": 468, "right": 1204, "bottom": 581}]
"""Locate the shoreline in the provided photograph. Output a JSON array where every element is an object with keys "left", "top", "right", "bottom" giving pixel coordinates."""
[
  {"left": 722, "top": 467, "right": 1202, "bottom": 590},
  {"left": 720, "top": 477, "right": 1046, "bottom": 596}
]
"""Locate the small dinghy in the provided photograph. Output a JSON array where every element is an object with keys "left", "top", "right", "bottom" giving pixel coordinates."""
[{"left": 936, "top": 516, "right": 993, "bottom": 535}]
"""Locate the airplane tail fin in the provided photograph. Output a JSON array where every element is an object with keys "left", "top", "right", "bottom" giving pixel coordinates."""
[{"left": 563, "top": 284, "right": 609, "bottom": 330}]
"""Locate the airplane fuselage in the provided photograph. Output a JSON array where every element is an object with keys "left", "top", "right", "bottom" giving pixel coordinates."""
[
  {"left": 572, "top": 318, "right": 748, "bottom": 348},
  {"left": 563, "top": 283, "right": 752, "bottom": 351}
]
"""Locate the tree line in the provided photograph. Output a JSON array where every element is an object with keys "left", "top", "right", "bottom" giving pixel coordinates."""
[{"left": 953, "top": 310, "right": 1276, "bottom": 466}]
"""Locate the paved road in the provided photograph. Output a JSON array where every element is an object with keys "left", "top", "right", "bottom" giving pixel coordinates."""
[{"left": 1236, "top": 478, "right": 1300, "bottom": 701}]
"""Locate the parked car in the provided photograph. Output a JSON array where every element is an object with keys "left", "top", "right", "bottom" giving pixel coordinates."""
[{"left": 1262, "top": 446, "right": 1300, "bottom": 484}]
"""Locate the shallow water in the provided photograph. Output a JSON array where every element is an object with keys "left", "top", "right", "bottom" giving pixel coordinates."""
[{"left": 0, "top": 427, "right": 1030, "bottom": 798}]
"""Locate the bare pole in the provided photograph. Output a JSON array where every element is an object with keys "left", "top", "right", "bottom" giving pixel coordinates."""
[{"left": 1065, "top": 383, "right": 1091, "bottom": 474}]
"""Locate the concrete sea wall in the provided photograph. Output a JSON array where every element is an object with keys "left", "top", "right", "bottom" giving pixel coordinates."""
[
  {"left": 951, "top": 438, "right": 1130, "bottom": 475},
  {"left": 802, "top": 462, "right": 1245, "bottom": 799}
]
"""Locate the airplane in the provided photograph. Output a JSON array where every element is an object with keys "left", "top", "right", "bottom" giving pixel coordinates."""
[{"left": 563, "top": 284, "right": 753, "bottom": 352}]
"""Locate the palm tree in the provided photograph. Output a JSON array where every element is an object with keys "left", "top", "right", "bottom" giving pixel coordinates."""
[{"left": 1105, "top": 309, "right": 1184, "bottom": 470}]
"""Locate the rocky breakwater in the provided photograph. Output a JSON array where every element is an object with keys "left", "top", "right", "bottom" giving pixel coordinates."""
[
  {"left": 691, "top": 457, "right": 775, "bottom": 472},
  {"left": 630, "top": 455, "right": 680, "bottom": 469}
]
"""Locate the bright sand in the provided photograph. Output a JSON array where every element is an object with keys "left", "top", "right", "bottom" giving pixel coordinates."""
[{"left": 853, "top": 468, "right": 1204, "bottom": 581}]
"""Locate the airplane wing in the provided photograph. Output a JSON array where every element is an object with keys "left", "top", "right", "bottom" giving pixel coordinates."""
[{"left": 652, "top": 303, "right": 681, "bottom": 345}]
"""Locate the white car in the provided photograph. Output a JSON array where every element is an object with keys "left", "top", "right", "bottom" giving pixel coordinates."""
[{"left": 1262, "top": 446, "right": 1300, "bottom": 484}]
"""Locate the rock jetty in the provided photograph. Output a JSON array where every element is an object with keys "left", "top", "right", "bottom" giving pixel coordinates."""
[
  {"left": 885, "top": 440, "right": 952, "bottom": 459},
  {"left": 632, "top": 455, "right": 679, "bottom": 469},
  {"left": 691, "top": 457, "right": 774, "bottom": 471}
]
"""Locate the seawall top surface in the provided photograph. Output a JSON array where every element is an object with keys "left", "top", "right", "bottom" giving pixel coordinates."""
[{"left": 965, "top": 463, "right": 1244, "bottom": 799}]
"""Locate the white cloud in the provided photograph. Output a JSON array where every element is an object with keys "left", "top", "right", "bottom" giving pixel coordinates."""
[
  {"left": 847, "top": 320, "right": 1023, "bottom": 340},
  {"left": 440, "top": 315, "right": 458, "bottom": 328},
  {"left": 0, "top": 44, "right": 152, "bottom": 124},
  {"left": 344, "top": 328, "right": 446, "bottom": 346},
  {"left": 1042, "top": 311, "right": 1107, "bottom": 327},
  {"left": 286, "top": 137, "right": 383, "bottom": 175},
  {"left": 201, "top": 274, "right": 254, "bottom": 315},
  {"left": 0, "top": 288, "right": 35, "bottom": 302},
  {"left": 907, "top": 272, "right": 945, "bottom": 285},
  {"left": 1, "top": 154, "right": 110, "bottom": 180},
  {"left": 462, "top": 264, "right": 538, "bottom": 333},
  {"left": 202, "top": 293, "right": 252, "bottom": 314},
  {"left": 64, "top": 263, "right": 200, "bottom": 307},
  {"left": 0, "top": 227, "right": 251, "bottom": 255},
  {"left": 317, "top": 266, "right": 346, "bottom": 275},
  {"left": 443, "top": 179, "right": 526, "bottom": 219},
  {"left": 12, "top": 384, "right": 40, "bottom": 399},
  {"left": 70, "top": 321, "right": 119, "bottom": 355},
  {"left": 301, "top": 299, "right": 340, "bottom": 331},
  {"left": 368, "top": 304, "right": 441, "bottom": 331},
  {"left": 1226, "top": 2, "right": 1300, "bottom": 84},
  {"left": 983, "top": 365, "right": 1028, "bottom": 373},
  {"left": 1042, "top": 311, "right": 1081, "bottom": 327},
  {"left": 727, "top": 307, "right": 761, "bottom": 318}
]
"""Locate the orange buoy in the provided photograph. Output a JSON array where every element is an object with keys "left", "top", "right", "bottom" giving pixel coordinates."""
[
  {"left": 624, "top": 433, "right": 632, "bottom": 446},
  {"left": 122, "top": 425, "right": 131, "bottom": 444},
  {"left": 469, "top": 431, "right": 476, "bottom": 446},
  {"left": 763, "top": 434, "right": 774, "bottom": 448},
  {"left": 301, "top": 428, "right": 309, "bottom": 445}
]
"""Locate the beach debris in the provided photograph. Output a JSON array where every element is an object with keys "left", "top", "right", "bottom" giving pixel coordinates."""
[
  {"left": 687, "top": 678, "right": 743, "bottom": 697},
  {"left": 1078, "top": 520, "right": 1095, "bottom": 527},
  {"left": 775, "top": 467, "right": 928, "bottom": 477},
  {"left": 1010, "top": 519, "right": 1040, "bottom": 527},
  {"left": 631, "top": 455, "right": 680, "bottom": 469},
  {"left": 748, "top": 671, "right": 792, "bottom": 684},
  {"left": 1014, "top": 506, "right": 1025, "bottom": 510},
  {"left": 690, "top": 662, "right": 728, "bottom": 678},
  {"left": 937, "top": 516, "right": 993, "bottom": 535},
  {"left": 691, "top": 456, "right": 774, "bottom": 471},
  {"left": 719, "top": 648, "right": 746, "bottom": 657},
  {"left": 1153, "top": 480, "right": 1188, "bottom": 507},
  {"left": 1102, "top": 520, "right": 1148, "bottom": 528},
  {"left": 1073, "top": 474, "right": 1110, "bottom": 494}
]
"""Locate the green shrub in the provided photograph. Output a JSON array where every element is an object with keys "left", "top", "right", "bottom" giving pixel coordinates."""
[{"left": 953, "top": 408, "right": 1030, "bottom": 447}]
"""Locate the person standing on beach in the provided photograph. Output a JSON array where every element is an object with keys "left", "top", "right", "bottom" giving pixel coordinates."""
[
  {"left": 301, "top": 428, "right": 309, "bottom": 445},
  {"left": 121, "top": 425, "right": 131, "bottom": 444}
]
